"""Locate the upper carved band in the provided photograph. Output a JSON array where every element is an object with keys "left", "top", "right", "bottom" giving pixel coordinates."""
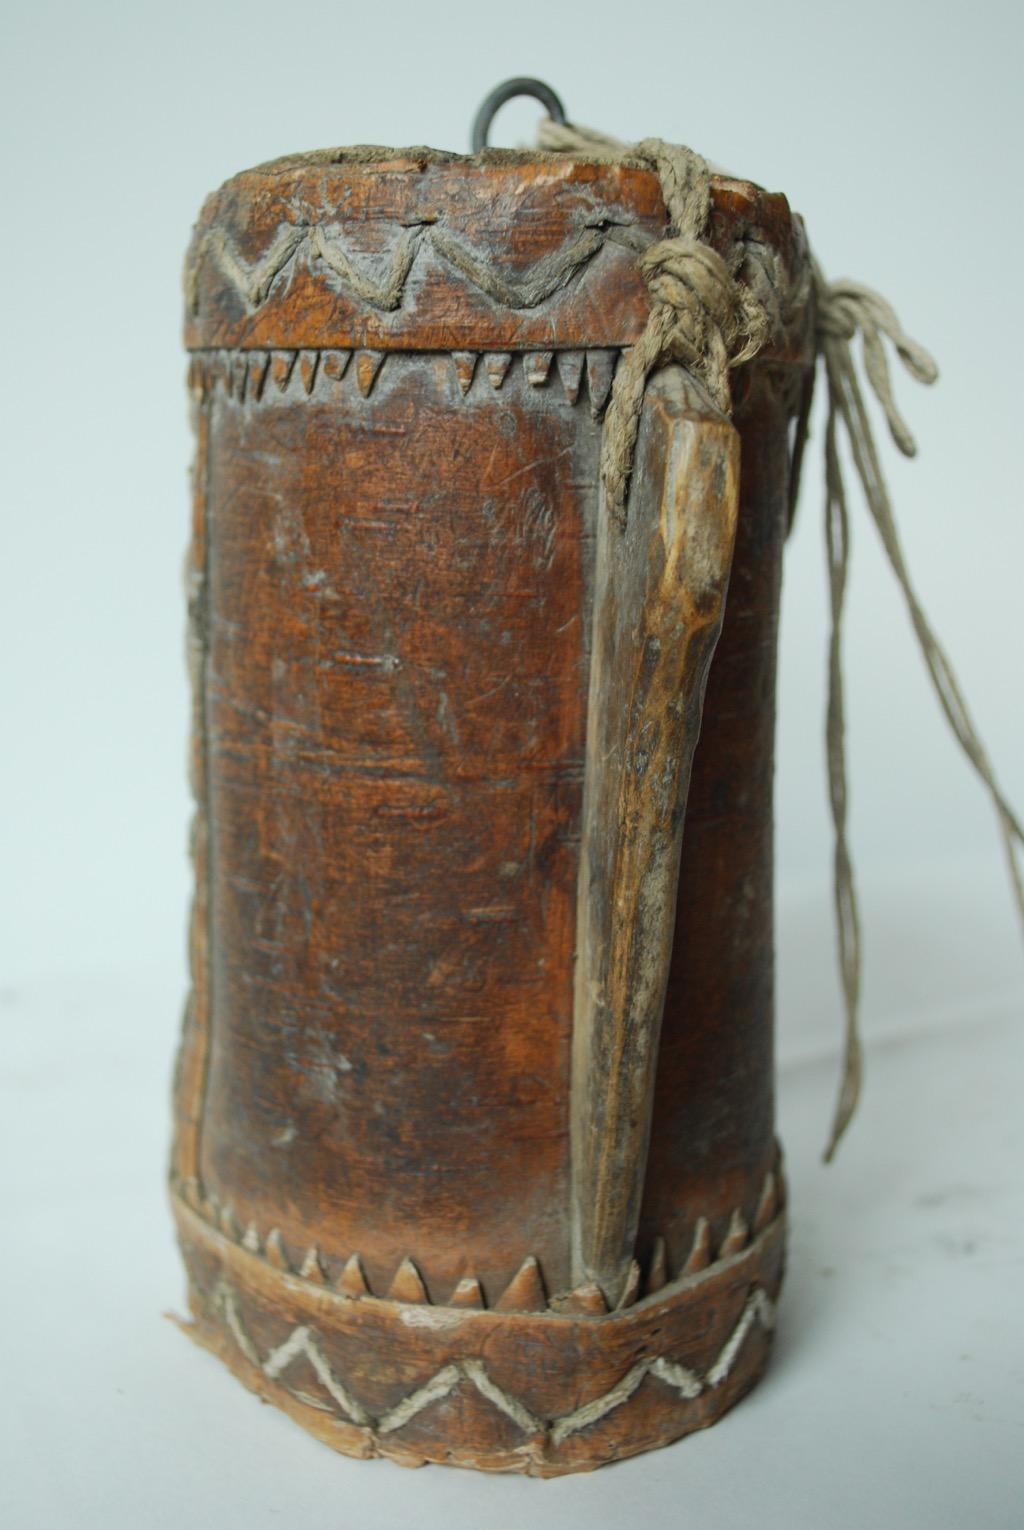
[
  {"left": 183, "top": 157, "right": 814, "bottom": 359},
  {"left": 185, "top": 217, "right": 646, "bottom": 319}
]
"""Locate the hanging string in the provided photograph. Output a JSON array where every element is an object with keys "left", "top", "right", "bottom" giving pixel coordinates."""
[
  {"left": 538, "top": 117, "right": 1024, "bottom": 1156},
  {"left": 815, "top": 271, "right": 1024, "bottom": 1157}
]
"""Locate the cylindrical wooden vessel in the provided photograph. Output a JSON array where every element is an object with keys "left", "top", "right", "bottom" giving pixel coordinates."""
[{"left": 171, "top": 144, "right": 815, "bottom": 1475}]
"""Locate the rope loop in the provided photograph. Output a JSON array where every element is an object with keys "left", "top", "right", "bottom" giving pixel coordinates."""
[
  {"left": 539, "top": 120, "right": 764, "bottom": 524},
  {"left": 816, "top": 273, "right": 939, "bottom": 459}
]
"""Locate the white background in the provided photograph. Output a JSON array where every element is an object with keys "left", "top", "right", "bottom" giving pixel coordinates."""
[{"left": 1, "top": 2, "right": 1021, "bottom": 1526}]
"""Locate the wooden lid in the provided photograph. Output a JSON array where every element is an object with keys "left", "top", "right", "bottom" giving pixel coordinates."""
[{"left": 184, "top": 147, "right": 813, "bottom": 360}]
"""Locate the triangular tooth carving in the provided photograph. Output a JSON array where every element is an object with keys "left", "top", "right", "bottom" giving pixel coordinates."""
[
  {"left": 682, "top": 1217, "right": 712, "bottom": 1275},
  {"left": 355, "top": 349, "right": 386, "bottom": 397},
  {"left": 248, "top": 351, "right": 270, "bottom": 401},
  {"left": 300, "top": 1245, "right": 328, "bottom": 1283},
  {"left": 586, "top": 349, "right": 618, "bottom": 416},
  {"left": 485, "top": 352, "right": 513, "bottom": 389},
  {"left": 201, "top": 356, "right": 218, "bottom": 396},
  {"left": 241, "top": 1221, "right": 261, "bottom": 1254},
  {"left": 338, "top": 1253, "right": 370, "bottom": 1298},
  {"left": 559, "top": 1280, "right": 608, "bottom": 1316},
  {"left": 271, "top": 350, "right": 297, "bottom": 392},
  {"left": 754, "top": 1172, "right": 778, "bottom": 1232},
  {"left": 495, "top": 1255, "right": 546, "bottom": 1312},
  {"left": 524, "top": 351, "right": 554, "bottom": 387},
  {"left": 617, "top": 1259, "right": 641, "bottom": 1309},
  {"left": 556, "top": 350, "right": 585, "bottom": 404},
  {"left": 265, "top": 1229, "right": 291, "bottom": 1272},
  {"left": 228, "top": 354, "right": 247, "bottom": 400},
  {"left": 720, "top": 1209, "right": 750, "bottom": 1257},
  {"left": 321, "top": 349, "right": 350, "bottom": 382},
  {"left": 213, "top": 353, "right": 232, "bottom": 396},
  {"left": 387, "top": 1256, "right": 429, "bottom": 1303},
  {"left": 218, "top": 1203, "right": 240, "bottom": 1241},
  {"left": 299, "top": 350, "right": 320, "bottom": 395},
  {"left": 449, "top": 1276, "right": 485, "bottom": 1309},
  {"left": 451, "top": 351, "right": 478, "bottom": 396},
  {"left": 646, "top": 1235, "right": 668, "bottom": 1294}
]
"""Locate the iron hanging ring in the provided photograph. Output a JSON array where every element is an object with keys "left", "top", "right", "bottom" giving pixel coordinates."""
[{"left": 471, "top": 78, "right": 567, "bottom": 153}]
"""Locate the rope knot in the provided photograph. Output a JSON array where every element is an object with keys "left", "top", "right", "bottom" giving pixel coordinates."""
[
  {"left": 538, "top": 119, "right": 772, "bottom": 525},
  {"left": 638, "top": 237, "right": 737, "bottom": 410},
  {"left": 640, "top": 238, "right": 735, "bottom": 329}
]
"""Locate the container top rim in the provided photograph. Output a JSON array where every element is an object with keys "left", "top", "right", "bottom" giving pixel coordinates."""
[{"left": 244, "top": 143, "right": 769, "bottom": 196}]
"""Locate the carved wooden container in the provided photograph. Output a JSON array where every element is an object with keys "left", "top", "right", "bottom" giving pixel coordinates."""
[{"left": 171, "top": 145, "right": 815, "bottom": 1475}]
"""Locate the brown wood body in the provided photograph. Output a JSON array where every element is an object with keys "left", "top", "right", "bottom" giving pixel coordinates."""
[{"left": 172, "top": 146, "right": 814, "bottom": 1472}]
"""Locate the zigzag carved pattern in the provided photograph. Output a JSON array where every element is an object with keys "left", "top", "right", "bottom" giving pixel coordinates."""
[
  {"left": 212, "top": 1278, "right": 777, "bottom": 1446},
  {"left": 175, "top": 1170, "right": 782, "bottom": 1314},
  {"left": 187, "top": 345, "right": 622, "bottom": 411},
  {"left": 185, "top": 219, "right": 646, "bottom": 318}
]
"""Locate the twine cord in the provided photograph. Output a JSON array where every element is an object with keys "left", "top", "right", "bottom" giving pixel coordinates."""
[
  {"left": 540, "top": 116, "right": 1024, "bottom": 1156},
  {"left": 537, "top": 118, "right": 765, "bottom": 527},
  {"left": 817, "top": 270, "right": 1024, "bottom": 1158}
]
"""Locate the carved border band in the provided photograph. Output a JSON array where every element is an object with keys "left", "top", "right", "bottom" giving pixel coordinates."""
[
  {"left": 174, "top": 1189, "right": 785, "bottom": 1474},
  {"left": 187, "top": 345, "right": 623, "bottom": 409},
  {"left": 171, "top": 1168, "right": 783, "bottom": 1318}
]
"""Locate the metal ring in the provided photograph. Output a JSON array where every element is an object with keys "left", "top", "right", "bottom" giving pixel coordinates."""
[{"left": 471, "top": 78, "right": 567, "bottom": 153}]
